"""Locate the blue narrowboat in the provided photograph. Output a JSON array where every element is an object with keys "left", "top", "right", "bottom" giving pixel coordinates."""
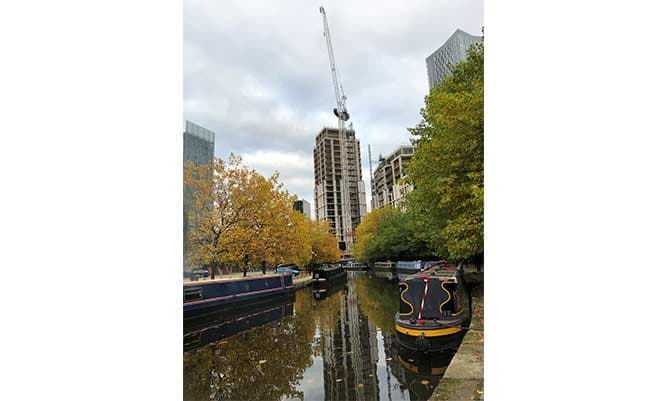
[
  {"left": 396, "top": 260, "right": 434, "bottom": 275},
  {"left": 183, "top": 273, "right": 295, "bottom": 316}
]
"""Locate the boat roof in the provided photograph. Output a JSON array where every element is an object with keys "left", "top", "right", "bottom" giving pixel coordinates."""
[
  {"left": 184, "top": 273, "right": 289, "bottom": 287},
  {"left": 403, "top": 263, "right": 461, "bottom": 283}
]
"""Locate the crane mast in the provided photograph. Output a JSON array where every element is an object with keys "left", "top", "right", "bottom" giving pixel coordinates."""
[{"left": 319, "top": 5, "right": 353, "bottom": 253}]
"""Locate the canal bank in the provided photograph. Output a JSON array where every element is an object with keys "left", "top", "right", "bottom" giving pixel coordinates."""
[
  {"left": 293, "top": 275, "right": 311, "bottom": 289},
  {"left": 431, "top": 280, "right": 484, "bottom": 401}
]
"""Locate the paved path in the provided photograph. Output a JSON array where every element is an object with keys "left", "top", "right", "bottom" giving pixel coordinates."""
[{"left": 431, "top": 285, "right": 484, "bottom": 401}]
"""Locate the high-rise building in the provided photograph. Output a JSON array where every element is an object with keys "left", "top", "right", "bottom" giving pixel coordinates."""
[
  {"left": 426, "top": 29, "right": 482, "bottom": 90},
  {"left": 184, "top": 120, "right": 215, "bottom": 165},
  {"left": 293, "top": 199, "right": 311, "bottom": 220},
  {"left": 183, "top": 121, "right": 215, "bottom": 271},
  {"left": 371, "top": 145, "right": 414, "bottom": 210},
  {"left": 313, "top": 127, "right": 367, "bottom": 257}
]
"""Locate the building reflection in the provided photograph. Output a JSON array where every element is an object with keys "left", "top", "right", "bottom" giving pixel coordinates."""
[{"left": 321, "top": 279, "right": 381, "bottom": 401}]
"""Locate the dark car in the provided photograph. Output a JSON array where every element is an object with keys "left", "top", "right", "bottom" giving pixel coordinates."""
[{"left": 190, "top": 269, "right": 209, "bottom": 280}]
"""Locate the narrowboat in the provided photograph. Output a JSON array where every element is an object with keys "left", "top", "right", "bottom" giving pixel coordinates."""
[
  {"left": 397, "top": 345, "right": 458, "bottom": 400},
  {"left": 344, "top": 261, "right": 368, "bottom": 270},
  {"left": 184, "top": 293, "right": 295, "bottom": 351},
  {"left": 396, "top": 260, "right": 435, "bottom": 275},
  {"left": 312, "top": 274, "right": 346, "bottom": 299},
  {"left": 183, "top": 273, "right": 295, "bottom": 316},
  {"left": 395, "top": 263, "right": 470, "bottom": 351},
  {"left": 373, "top": 261, "right": 396, "bottom": 271},
  {"left": 312, "top": 264, "right": 347, "bottom": 297}
]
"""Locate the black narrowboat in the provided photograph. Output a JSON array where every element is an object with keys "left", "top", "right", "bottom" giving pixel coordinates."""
[
  {"left": 312, "top": 274, "right": 346, "bottom": 300},
  {"left": 183, "top": 273, "right": 295, "bottom": 316},
  {"left": 395, "top": 263, "right": 471, "bottom": 351},
  {"left": 311, "top": 264, "right": 346, "bottom": 295}
]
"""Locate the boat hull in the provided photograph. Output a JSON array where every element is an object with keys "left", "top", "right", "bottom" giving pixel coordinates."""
[
  {"left": 183, "top": 274, "right": 295, "bottom": 316},
  {"left": 395, "top": 319, "right": 467, "bottom": 351}
]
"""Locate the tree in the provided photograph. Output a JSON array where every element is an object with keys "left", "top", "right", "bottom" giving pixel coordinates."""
[
  {"left": 352, "top": 207, "right": 397, "bottom": 261},
  {"left": 406, "top": 43, "right": 484, "bottom": 262},
  {"left": 353, "top": 207, "right": 433, "bottom": 262},
  {"left": 184, "top": 154, "right": 311, "bottom": 273},
  {"left": 306, "top": 219, "right": 341, "bottom": 265}
]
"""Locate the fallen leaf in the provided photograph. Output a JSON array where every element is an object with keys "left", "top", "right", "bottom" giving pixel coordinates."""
[
  {"left": 476, "top": 390, "right": 483, "bottom": 394},
  {"left": 357, "top": 384, "right": 364, "bottom": 388},
  {"left": 336, "top": 379, "right": 342, "bottom": 382},
  {"left": 258, "top": 360, "right": 267, "bottom": 364},
  {"left": 385, "top": 357, "right": 392, "bottom": 361},
  {"left": 420, "top": 380, "right": 430, "bottom": 385}
]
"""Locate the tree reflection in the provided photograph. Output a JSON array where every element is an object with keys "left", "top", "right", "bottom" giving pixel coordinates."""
[
  {"left": 355, "top": 276, "right": 398, "bottom": 333},
  {"left": 184, "top": 290, "right": 316, "bottom": 401}
]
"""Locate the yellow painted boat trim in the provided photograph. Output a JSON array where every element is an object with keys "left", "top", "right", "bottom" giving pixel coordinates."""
[
  {"left": 452, "top": 308, "right": 465, "bottom": 316},
  {"left": 399, "top": 282, "right": 413, "bottom": 316},
  {"left": 439, "top": 281, "right": 451, "bottom": 313},
  {"left": 395, "top": 324, "right": 462, "bottom": 337}
]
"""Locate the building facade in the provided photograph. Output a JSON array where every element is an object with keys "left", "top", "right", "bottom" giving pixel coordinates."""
[
  {"left": 183, "top": 121, "right": 215, "bottom": 271},
  {"left": 313, "top": 127, "right": 367, "bottom": 257},
  {"left": 293, "top": 199, "right": 311, "bottom": 220},
  {"left": 426, "top": 29, "right": 482, "bottom": 90},
  {"left": 184, "top": 120, "right": 215, "bottom": 165},
  {"left": 371, "top": 145, "right": 414, "bottom": 210}
]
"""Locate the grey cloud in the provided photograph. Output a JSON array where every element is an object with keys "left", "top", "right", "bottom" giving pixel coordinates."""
[{"left": 185, "top": 0, "right": 483, "bottom": 206}]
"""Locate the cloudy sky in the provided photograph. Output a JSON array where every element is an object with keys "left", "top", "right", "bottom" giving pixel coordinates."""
[{"left": 185, "top": 0, "right": 483, "bottom": 209}]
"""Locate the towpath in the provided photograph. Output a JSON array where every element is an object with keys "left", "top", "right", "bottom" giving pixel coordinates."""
[{"left": 431, "top": 285, "right": 484, "bottom": 400}]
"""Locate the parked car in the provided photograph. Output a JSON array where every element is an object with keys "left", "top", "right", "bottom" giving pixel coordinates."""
[
  {"left": 275, "top": 266, "right": 300, "bottom": 276},
  {"left": 191, "top": 269, "right": 209, "bottom": 279}
]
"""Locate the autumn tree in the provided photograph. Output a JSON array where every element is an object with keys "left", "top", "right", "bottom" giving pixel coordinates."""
[
  {"left": 184, "top": 155, "right": 311, "bottom": 274},
  {"left": 306, "top": 219, "right": 341, "bottom": 266},
  {"left": 406, "top": 43, "right": 484, "bottom": 262}
]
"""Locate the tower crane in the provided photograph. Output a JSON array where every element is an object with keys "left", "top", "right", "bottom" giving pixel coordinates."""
[{"left": 319, "top": 6, "right": 354, "bottom": 253}]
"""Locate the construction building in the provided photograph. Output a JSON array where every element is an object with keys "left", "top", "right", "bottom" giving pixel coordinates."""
[
  {"left": 370, "top": 145, "right": 414, "bottom": 210},
  {"left": 426, "top": 29, "right": 482, "bottom": 90},
  {"left": 313, "top": 127, "right": 367, "bottom": 257}
]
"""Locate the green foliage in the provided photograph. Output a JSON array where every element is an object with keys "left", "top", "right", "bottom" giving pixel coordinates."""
[
  {"left": 354, "top": 207, "right": 434, "bottom": 262},
  {"left": 406, "top": 43, "right": 484, "bottom": 261}
]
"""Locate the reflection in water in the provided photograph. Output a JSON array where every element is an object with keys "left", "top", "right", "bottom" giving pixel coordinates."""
[{"left": 184, "top": 274, "right": 463, "bottom": 401}]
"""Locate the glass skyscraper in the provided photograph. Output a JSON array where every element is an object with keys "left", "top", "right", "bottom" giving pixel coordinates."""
[
  {"left": 426, "top": 29, "right": 482, "bottom": 90},
  {"left": 184, "top": 121, "right": 215, "bottom": 271}
]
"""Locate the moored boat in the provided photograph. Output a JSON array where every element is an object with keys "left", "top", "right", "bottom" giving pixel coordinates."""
[
  {"left": 312, "top": 264, "right": 347, "bottom": 296},
  {"left": 183, "top": 273, "right": 295, "bottom": 316},
  {"left": 395, "top": 262, "right": 470, "bottom": 351},
  {"left": 343, "top": 261, "right": 368, "bottom": 270},
  {"left": 373, "top": 261, "right": 396, "bottom": 271},
  {"left": 396, "top": 260, "right": 432, "bottom": 275}
]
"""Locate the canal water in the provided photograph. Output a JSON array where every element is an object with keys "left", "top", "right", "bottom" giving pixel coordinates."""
[{"left": 184, "top": 271, "right": 462, "bottom": 401}]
